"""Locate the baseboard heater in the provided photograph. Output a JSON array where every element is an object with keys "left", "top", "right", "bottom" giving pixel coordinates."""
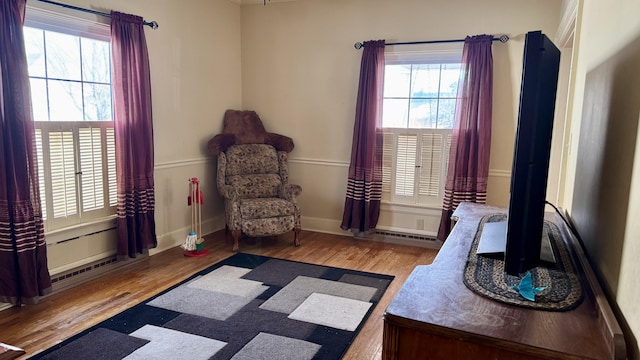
[
  {"left": 0, "top": 256, "right": 120, "bottom": 311},
  {"left": 1, "top": 254, "right": 144, "bottom": 311},
  {"left": 375, "top": 229, "right": 437, "bottom": 242},
  {"left": 49, "top": 256, "right": 122, "bottom": 293},
  {"left": 357, "top": 229, "right": 442, "bottom": 249}
]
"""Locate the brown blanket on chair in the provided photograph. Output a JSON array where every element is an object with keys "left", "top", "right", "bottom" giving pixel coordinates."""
[{"left": 208, "top": 110, "right": 294, "bottom": 155}]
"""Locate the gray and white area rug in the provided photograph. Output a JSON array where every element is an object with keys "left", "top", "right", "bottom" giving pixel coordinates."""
[{"left": 31, "top": 253, "right": 394, "bottom": 360}]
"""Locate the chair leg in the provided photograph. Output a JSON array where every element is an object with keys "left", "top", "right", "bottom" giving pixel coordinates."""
[
  {"left": 293, "top": 226, "right": 301, "bottom": 247},
  {"left": 231, "top": 230, "right": 241, "bottom": 252}
]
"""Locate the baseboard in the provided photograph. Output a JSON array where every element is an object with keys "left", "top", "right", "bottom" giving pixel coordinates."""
[
  {"left": 300, "top": 216, "right": 346, "bottom": 236},
  {"left": 151, "top": 215, "right": 226, "bottom": 255},
  {"left": 301, "top": 216, "right": 442, "bottom": 250}
]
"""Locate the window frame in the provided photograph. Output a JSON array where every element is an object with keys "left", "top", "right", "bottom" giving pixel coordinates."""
[
  {"left": 381, "top": 47, "right": 462, "bottom": 208},
  {"left": 25, "top": 4, "right": 117, "bottom": 235}
]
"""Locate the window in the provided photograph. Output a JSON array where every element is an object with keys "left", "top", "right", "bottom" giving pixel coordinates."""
[
  {"left": 382, "top": 51, "right": 461, "bottom": 206},
  {"left": 25, "top": 8, "right": 116, "bottom": 232}
]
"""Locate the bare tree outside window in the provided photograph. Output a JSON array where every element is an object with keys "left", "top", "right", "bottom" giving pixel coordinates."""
[
  {"left": 383, "top": 63, "right": 459, "bottom": 129},
  {"left": 23, "top": 27, "right": 112, "bottom": 122},
  {"left": 81, "top": 38, "right": 112, "bottom": 121}
]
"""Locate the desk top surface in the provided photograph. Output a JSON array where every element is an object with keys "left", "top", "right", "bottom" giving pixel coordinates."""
[{"left": 384, "top": 202, "right": 622, "bottom": 359}]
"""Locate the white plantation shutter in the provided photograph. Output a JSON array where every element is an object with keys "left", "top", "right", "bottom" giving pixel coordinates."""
[
  {"left": 444, "top": 132, "right": 452, "bottom": 183},
  {"left": 381, "top": 129, "right": 452, "bottom": 206},
  {"left": 35, "top": 122, "right": 116, "bottom": 231},
  {"left": 106, "top": 128, "right": 117, "bottom": 207},
  {"left": 382, "top": 132, "right": 393, "bottom": 194},
  {"left": 395, "top": 134, "right": 417, "bottom": 197},
  {"left": 79, "top": 128, "right": 104, "bottom": 211},
  {"left": 49, "top": 130, "right": 77, "bottom": 218},
  {"left": 35, "top": 129, "right": 47, "bottom": 220},
  {"left": 418, "top": 133, "right": 443, "bottom": 197}
]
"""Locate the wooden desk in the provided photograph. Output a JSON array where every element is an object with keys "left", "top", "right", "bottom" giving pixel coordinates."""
[{"left": 382, "top": 202, "right": 625, "bottom": 359}]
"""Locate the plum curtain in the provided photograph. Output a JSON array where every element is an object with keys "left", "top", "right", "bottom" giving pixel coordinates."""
[
  {"left": 340, "top": 40, "right": 385, "bottom": 235},
  {"left": 111, "top": 11, "right": 157, "bottom": 258},
  {"left": 437, "top": 35, "right": 494, "bottom": 241},
  {"left": 0, "top": 0, "right": 52, "bottom": 305}
]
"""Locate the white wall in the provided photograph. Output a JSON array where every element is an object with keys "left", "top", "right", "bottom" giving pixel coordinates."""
[
  {"left": 43, "top": 0, "right": 242, "bottom": 271},
  {"left": 140, "top": 0, "right": 241, "bottom": 253},
  {"left": 563, "top": 0, "right": 640, "bottom": 356},
  {"left": 240, "top": 0, "right": 561, "bottom": 235}
]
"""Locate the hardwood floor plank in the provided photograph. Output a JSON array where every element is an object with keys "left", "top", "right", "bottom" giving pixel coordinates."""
[{"left": 0, "top": 230, "right": 438, "bottom": 359}]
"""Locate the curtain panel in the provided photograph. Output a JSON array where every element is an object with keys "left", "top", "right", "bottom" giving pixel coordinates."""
[
  {"left": 111, "top": 11, "right": 157, "bottom": 259},
  {"left": 437, "top": 35, "right": 494, "bottom": 241},
  {"left": 340, "top": 40, "right": 385, "bottom": 235},
  {"left": 0, "top": 0, "right": 52, "bottom": 305}
]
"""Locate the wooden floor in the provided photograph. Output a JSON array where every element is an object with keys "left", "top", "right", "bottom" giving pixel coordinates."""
[{"left": 0, "top": 230, "right": 438, "bottom": 360}]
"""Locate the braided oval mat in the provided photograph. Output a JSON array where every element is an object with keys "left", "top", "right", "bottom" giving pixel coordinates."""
[{"left": 463, "top": 214, "right": 584, "bottom": 311}]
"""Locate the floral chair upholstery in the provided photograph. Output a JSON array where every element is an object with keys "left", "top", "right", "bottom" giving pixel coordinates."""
[
  {"left": 212, "top": 111, "right": 302, "bottom": 252},
  {"left": 218, "top": 144, "right": 302, "bottom": 251}
]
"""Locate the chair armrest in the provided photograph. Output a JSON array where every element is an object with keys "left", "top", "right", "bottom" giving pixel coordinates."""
[
  {"left": 280, "top": 184, "right": 302, "bottom": 201},
  {"left": 216, "top": 152, "right": 237, "bottom": 201},
  {"left": 218, "top": 184, "right": 238, "bottom": 201}
]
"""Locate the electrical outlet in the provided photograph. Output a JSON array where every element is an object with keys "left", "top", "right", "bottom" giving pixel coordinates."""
[{"left": 417, "top": 219, "right": 425, "bottom": 230}]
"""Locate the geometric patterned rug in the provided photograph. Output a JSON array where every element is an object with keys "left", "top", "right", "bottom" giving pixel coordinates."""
[{"left": 30, "top": 253, "right": 394, "bottom": 360}]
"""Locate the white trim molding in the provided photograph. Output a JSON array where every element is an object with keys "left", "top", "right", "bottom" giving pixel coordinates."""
[
  {"left": 289, "top": 157, "right": 511, "bottom": 180},
  {"left": 380, "top": 201, "right": 442, "bottom": 213},
  {"left": 299, "top": 216, "right": 346, "bottom": 236},
  {"left": 227, "top": 0, "right": 297, "bottom": 5},
  {"left": 489, "top": 169, "right": 511, "bottom": 178},
  {"left": 288, "top": 157, "right": 349, "bottom": 168},
  {"left": 555, "top": 0, "right": 578, "bottom": 47},
  {"left": 151, "top": 215, "right": 225, "bottom": 255},
  {"left": 45, "top": 216, "right": 116, "bottom": 245},
  {"left": 154, "top": 157, "right": 213, "bottom": 171}
]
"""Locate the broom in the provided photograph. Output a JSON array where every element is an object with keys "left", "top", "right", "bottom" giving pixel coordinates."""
[{"left": 182, "top": 177, "right": 208, "bottom": 257}]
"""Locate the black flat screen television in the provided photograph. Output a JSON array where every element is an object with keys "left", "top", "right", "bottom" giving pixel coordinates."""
[
  {"left": 476, "top": 31, "right": 561, "bottom": 275},
  {"left": 504, "top": 30, "right": 561, "bottom": 275}
]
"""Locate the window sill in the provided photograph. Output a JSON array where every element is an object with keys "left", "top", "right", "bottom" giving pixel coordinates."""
[{"left": 380, "top": 200, "right": 443, "bottom": 212}]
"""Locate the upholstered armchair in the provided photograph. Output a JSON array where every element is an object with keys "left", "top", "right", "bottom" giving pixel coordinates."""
[{"left": 209, "top": 110, "right": 302, "bottom": 252}]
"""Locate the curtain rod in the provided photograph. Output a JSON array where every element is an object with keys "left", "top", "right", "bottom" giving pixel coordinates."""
[
  {"left": 35, "top": 0, "right": 159, "bottom": 29},
  {"left": 354, "top": 34, "right": 509, "bottom": 49}
]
